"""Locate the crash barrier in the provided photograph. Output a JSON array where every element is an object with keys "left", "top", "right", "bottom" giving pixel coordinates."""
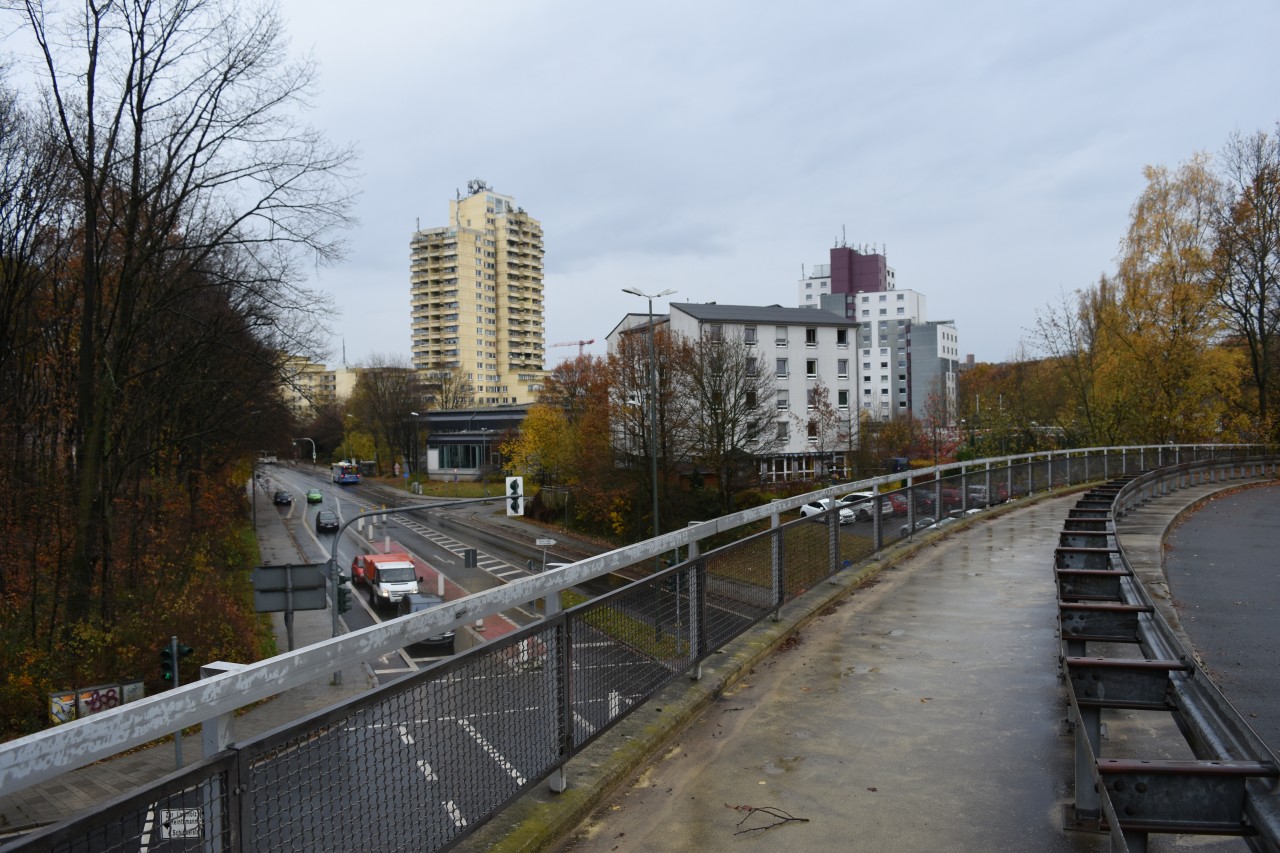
[
  {"left": 1058, "top": 458, "right": 1280, "bottom": 850},
  {"left": 1, "top": 445, "right": 1274, "bottom": 851}
]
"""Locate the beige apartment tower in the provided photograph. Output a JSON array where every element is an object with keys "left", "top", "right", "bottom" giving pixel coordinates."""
[{"left": 409, "top": 181, "right": 545, "bottom": 404}]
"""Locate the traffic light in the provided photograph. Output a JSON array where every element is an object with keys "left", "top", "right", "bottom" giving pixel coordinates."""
[
  {"left": 505, "top": 476, "right": 524, "bottom": 517},
  {"left": 159, "top": 641, "right": 194, "bottom": 684},
  {"left": 336, "top": 581, "right": 352, "bottom": 613}
]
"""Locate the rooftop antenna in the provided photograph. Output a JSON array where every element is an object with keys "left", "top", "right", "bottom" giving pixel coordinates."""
[{"left": 842, "top": 224, "right": 847, "bottom": 247}]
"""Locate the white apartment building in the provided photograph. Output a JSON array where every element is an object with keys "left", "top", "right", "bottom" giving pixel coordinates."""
[{"left": 608, "top": 303, "right": 861, "bottom": 482}]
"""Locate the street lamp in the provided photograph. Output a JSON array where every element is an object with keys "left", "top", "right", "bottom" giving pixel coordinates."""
[
  {"left": 292, "top": 437, "right": 316, "bottom": 468},
  {"left": 621, "top": 287, "right": 676, "bottom": 548},
  {"left": 410, "top": 412, "right": 420, "bottom": 492}
]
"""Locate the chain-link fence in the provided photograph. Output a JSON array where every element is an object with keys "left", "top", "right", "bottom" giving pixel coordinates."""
[{"left": 6, "top": 445, "right": 1271, "bottom": 852}]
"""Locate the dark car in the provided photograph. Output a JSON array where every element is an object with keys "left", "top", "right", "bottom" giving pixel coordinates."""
[
  {"left": 315, "top": 509, "right": 339, "bottom": 533},
  {"left": 396, "top": 593, "right": 456, "bottom": 654},
  {"left": 273, "top": 490, "right": 292, "bottom": 505}
]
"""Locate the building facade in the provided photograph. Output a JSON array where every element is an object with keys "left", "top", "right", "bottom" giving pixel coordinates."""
[
  {"left": 409, "top": 181, "right": 546, "bottom": 405},
  {"left": 608, "top": 303, "right": 862, "bottom": 482},
  {"left": 280, "top": 356, "right": 336, "bottom": 418},
  {"left": 801, "top": 244, "right": 959, "bottom": 424}
]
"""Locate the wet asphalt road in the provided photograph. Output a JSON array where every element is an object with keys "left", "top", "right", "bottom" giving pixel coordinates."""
[{"left": 1165, "top": 483, "right": 1280, "bottom": 754}]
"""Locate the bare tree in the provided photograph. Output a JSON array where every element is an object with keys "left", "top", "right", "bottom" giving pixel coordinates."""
[
  {"left": 792, "top": 378, "right": 842, "bottom": 481},
  {"left": 424, "top": 366, "right": 475, "bottom": 410},
  {"left": 1214, "top": 127, "right": 1280, "bottom": 437},
  {"left": 349, "top": 356, "right": 428, "bottom": 473},
  {"left": 680, "top": 333, "right": 780, "bottom": 513},
  {"left": 16, "top": 0, "right": 356, "bottom": 624}
]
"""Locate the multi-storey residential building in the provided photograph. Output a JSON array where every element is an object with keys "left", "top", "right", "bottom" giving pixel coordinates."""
[
  {"left": 409, "top": 181, "right": 545, "bottom": 405},
  {"left": 608, "top": 303, "right": 861, "bottom": 482},
  {"left": 280, "top": 356, "right": 336, "bottom": 417},
  {"left": 800, "top": 244, "right": 959, "bottom": 424}
]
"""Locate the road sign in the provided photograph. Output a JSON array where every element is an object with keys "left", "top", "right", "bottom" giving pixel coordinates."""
[
  {"left": 536, "top": 538, "right": 556, "bottom": 547},
  {"left": 252, "top": 564, "right": 329, "bottom": 612}
]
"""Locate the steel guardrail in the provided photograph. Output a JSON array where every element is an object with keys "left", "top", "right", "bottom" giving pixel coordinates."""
[{"left": 1060, "top": 457, "right": 1280, "bottom": 851}]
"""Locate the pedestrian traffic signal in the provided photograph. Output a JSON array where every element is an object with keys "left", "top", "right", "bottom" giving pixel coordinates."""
[
  {"left": 336, "top": 581, "right": 352, "bottom": 613},
  {"left": 160, "top": 641, "right": 194, "bottom": 683},
  {"left": 505, "top": 476, "right": 524, "bottom": 517}
]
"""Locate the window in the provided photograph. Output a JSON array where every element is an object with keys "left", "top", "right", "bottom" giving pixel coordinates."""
[
  {"left": 746, "top": 357, "right": 758, "bottom": 376},
  {"left": 807, "top": 420, "right": 818, "bottom": 439},
  {"left": 805, "top": 328, "right": 817, "bottom": 346},
  {"left": 836, "top": 328, "right": 848, "bottom": 345},
  {"left": 775, "top": 326, "right": 788, "bottom": 344},
  {"left": 708, "top": 323, "right": 724, "bottom": 341},
  {"left": 777, "top": 391, "right": 790, "bottom": 410},
  {"left": 879, "top": 309, "right": 887, "bottom": 316},
  {"left": 776, "top": 358, "right": 788, "bottom": 377},
  {"left": 837, "top": 359, "right": 848, "bottom": 377},
  {"left": 806, "top": 359, "right": 817, "bottom": 377},
  {"left": 861, "top": 310, "right": 870, "bottom": 318},
  {"left": 838, "top": 390, "right": 849, "bottom": 408},
  {"left": 744, "top": 326, "right": 757, "bottom": 344},
  {"left": 776, "top": 422, "right": 789, "bottom": 441}
]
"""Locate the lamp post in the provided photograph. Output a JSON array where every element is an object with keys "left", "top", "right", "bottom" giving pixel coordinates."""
[
  {"left": 292, "top": 437, "right": 316, "bottom": 468},
  {"left": 621, "top": 287, "right": 676, "bottom": 549},
  {"left": 409, "top": 412, "right": 420, "bottom": 492}
]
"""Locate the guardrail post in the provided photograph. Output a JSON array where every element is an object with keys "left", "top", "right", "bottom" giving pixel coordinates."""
[
  {"left": 550, "top": 612, "right": 570, "bottom": 795},
  {"left": 771, "top": 505, "right": 784, "bottom": 621}
]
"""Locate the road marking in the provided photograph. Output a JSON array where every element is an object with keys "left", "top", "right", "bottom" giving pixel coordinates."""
[
  {"left": 573, "top": 712, "right": 596, "bottom": 737},
  {"left": 140, "top": 805, "right": 156, "bottom": 852},
  {"left": 459, "top": 719, "right": 526, "bottom": 785},
  {"left": 445, "top": 800, "right": 468, "bottom": 828},
  {"left": 398, "top": 723, "right": 414, "bottom": 745},
  {"left": 417, "top": 759, "right": 437, "bottom": 781}
]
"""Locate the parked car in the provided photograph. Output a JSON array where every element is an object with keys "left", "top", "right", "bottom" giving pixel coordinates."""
[
  {"left": 996, "top": 482, "right": 1029, "bottom": 502},
  {"left": 885, "top": 493, "right": 911, "bottom": 516},
  {"left": 396, "top": 593, "right": 456, "bottom": 654},
  {"left": 315, "top": 509, "right": 339, "bottom": 533},
  {"left": 800, "top": 498, "right": 855, "bottom": 525},
  {"left": 838, "top": 492, "right": 888, "bottom": 521},
  {"left": 306, "top": 488, "right": 323, "bottom": 504},
  {"left": 900, "top": 517, "right": 936, "bottom": 537},
  {"left": 967, "top": 485, "right": 991, "bottom": 507},
  {"left": 273, "top": 490, "right": 292, "bottom": 505}
]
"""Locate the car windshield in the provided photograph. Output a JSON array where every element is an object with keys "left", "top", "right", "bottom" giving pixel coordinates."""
[{"left": 379, "top": 567, "right": 416, "bottom": 583}]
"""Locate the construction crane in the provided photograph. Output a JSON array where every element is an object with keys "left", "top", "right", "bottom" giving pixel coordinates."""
[{"left": 551, "top": 339, "right": 595, "bottom": 356}]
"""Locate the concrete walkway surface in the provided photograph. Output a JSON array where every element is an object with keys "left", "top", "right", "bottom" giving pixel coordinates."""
[{"left": 460, "top": 480, "right": 1268, "bottom": 853}]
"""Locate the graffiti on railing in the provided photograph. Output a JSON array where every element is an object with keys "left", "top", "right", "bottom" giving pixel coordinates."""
[{"left": 49, "top": 681, "right": 145, "bottom": 724}]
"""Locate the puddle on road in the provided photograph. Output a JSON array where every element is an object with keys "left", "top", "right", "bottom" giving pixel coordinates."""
[{"left": 762, "top": 755, "right": 806, "bottom": 775}]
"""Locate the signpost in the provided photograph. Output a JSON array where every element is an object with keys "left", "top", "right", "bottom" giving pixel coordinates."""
[
  {"left": 536, "top": 538, "right": 556, "bottom": 573},
  {"left": 252, "top": 564, "right": 328, "bottom": 651}
]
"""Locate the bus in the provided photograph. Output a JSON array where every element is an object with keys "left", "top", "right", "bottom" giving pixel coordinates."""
[{"left": 331, "top": 461, "right": 360, "bottom": 485}]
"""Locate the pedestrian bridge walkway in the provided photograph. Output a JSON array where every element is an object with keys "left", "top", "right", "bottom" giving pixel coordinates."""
[{"left": 464, "top": 483, "right": 1266, "bottom": 853}]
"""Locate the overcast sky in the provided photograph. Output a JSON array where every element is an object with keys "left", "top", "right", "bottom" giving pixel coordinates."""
[{"left": 275, "top": 0, "right": 1280, "bottom": 369}]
